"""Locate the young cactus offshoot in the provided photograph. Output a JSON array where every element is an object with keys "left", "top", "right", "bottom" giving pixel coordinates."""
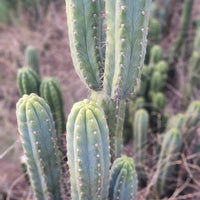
[
  {"left": 67, "top": 99, "right": 110, "bottom": 200},
  {"left": 109, "top": 156, "right": 138, "bottom": 200},
  {"left": 17, "top": 67, "right": 40, "bottom": 96},
  {"left": 40, "top": 77, "right": 66, "bottom": 136},
  {"left": 16, "top": 94, "right": 61, "bottom": 200}
]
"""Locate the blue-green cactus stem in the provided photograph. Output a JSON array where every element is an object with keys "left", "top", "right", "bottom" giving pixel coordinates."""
[
  {"left": 17, "top": 67, "right": 40, "bottom": 96},
  {"left": 67, "top": 99, "right": 110, "bottom": 200},
  {"left": 91, "top": 91, "right": 126, "bottom": 160},
  {"left": 156, "top": 128, "right": 182, "bottom": 194},
  {"left": 183, "top": 101, "right": 200, "bottom": 145},
  {"left": 104, "top": 0, "right": 152, "bottom": 99},
  {"left": 133, "top": 109, "right": 149, "bottom": 165},
  {"left": 152, "top": 92, "right": 166, "bottom": 110},
  {"left": 40, "top": 77, "right": 66, "bottom": 137},
  {"left": 16, "top": 94, "right": 62, "bottom": 200},
  {"left": 167, "top": 113, "right": 185, "bottom": 131},
  {"left": 65, "top": 0, "right": 106, "bottom": 90},
  {"left": 109, "top": 156, "right": 138, "bottom": 200},
  {"left": 25, "top": 46, "right": 41, "bottom": 78}
]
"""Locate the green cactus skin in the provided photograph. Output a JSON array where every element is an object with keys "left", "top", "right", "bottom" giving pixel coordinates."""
[
  {"left": 189, "top": 52, "right": 200, "bottom": 89},
  {"left": 150, "top": 71, "right": 164, "bottom": 93},
  {"left": 152, "top": 92, "right": 166, "bottom": 110},
  {"left": 155, "top": 61, "right": 169, "bottom": 75},
  {"left": 133, "top": 109, "right": 149, "bottom": 165},
  {"left": 148, "top": 18, "right": 161, "bottom": 44},
  {"left": 167, "top": 113, "right": 185, "bottom": 131},
  {"left": 104, "top": 0, "right": 152, "bottom": 99},
  {"left": 183, "top": 101, "right": 200, "bottom": 146},
  {"left": 65, "top": 0, "right": 105, "bottom": 91},
  {"left": 67, "top": 99, "right": 110, "bottom": 200},
  {"left": 40, "top": 77, "right": 66, "bottom": 136},
  {"left": 156, "top": 128, "right": 182, "bottom": 194},
  {"left": 17, "top": 67, "right": 40, "bottom": 96},
  {"left": 16, "top": 94, "right": 62, "bottom": 200},
  {"left": 150, "top": 45, "right": 163, "bottom": 65},
  {"left": 109, "top": 156, "right": 138, "bottom": 200},
  {"left": 91, "top": 91, "right": 126, "bottom": 160},
  {"left": 25, "top": 46, "right": 41, "bottom": 78},
  {"left": 134, "top": 97, "right": 145, "bottom": 111}
]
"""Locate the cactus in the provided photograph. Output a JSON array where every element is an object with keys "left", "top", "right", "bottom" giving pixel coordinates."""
[
  {"left": 25, "top": 46, "right": 41, "bottom": 78},
  {"left": 104, "top": 0, "right": 151, "bottom": 99},
  {"left": 150, "top": 71, "right": 164, "bottom": 93},
  {"left": 183, "top": 101, "right": 200, "bottom": 146},
  {"left": 16, "top": 94, "right": 62, "bottom": 200},
  {"left": 91, "top": 91, "right": 126, "bottom": 160},
  {"left": 148, "top": 18, "right": 161, "bottom": 44},
  {"left": 17, "top": 67, "right": 40, "bottom": 96},
  {"left": 150, "top": 45, "right": 163, "bottom": 64},
  {"left": 109, "top": 156, "right": 138, "bottom": 200},
  {"left": 167, "top": 113, "right": 185, "bottom": 131},
  {"left": 65, "top": 0, "right": 105, "bottom": 90},
  {"left": 67, "top": 99, "right": 110, "bottom": 200},
  {"left": 133, "top": 109, "right": 149, "bottom": 166},
  {"left": 156, "top": 128, "right": 182, "bottom": 194},
  {"left": 40, "top": 77, "right": 66, "bottom": 137},
  {"left": 152, "top": 92, "right": 166, "bottom": 110},
  {"left": 155, "top": 61, "right": 169, "bottom": 75},
  {"left": 189, "top": 51, "right": 200, "bottom": 89}
]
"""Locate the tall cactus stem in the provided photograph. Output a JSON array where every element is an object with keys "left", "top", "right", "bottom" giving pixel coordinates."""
[
  {"left": 67, "top": 99, "right": 110, "bottom": 200},
  {"left": 16, "top": 94, "right": 62, "bottom": 200}
]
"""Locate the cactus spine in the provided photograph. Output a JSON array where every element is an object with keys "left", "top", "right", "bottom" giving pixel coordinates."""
[
  {"left": 25, "top": 46, "right": 41, "bottom": 78},
  {"left": 17, "top": 67, "right": 40, "bottom": 96},
  {"left": 109, "top": 156, "right": 138, "bottom": 200},
  {"left": 133, "top": 109, "right": 149, "bottom": 165},
  {"left": 40, "top": 77, "right": 66, "bottom": 136},
  {"left": 16, "top": 94, "right": 61, "bottom": 200},
  {"left": 104, "top": 0, "right": 151, "bottom": 99},
  {"left": 65, "top": 0, "right": 105, "bottom": 90},
  {"left": 67, "top": 99, "right": 110, "bottom": 200},
  {"left": 156, "top": 128, "right": 182, "bottom": 194}
]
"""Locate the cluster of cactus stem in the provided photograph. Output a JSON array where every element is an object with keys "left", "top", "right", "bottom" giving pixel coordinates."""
[
  {"left": 17, "top": 46, "right": 66, "bottom": 141},
  {"left": 16, "top": 0, "right": 154, "bottom": 199}
]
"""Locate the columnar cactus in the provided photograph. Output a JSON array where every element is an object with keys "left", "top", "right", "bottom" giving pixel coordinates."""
[
  {"left": 150, "top": 71, "right": 164, "bottom": 93},
  {"left": 156, "top": 128, "right": 182, "bottom": 194},
  {"left": 67, "top": 99, "right": 110, "bottom": 200},
  {"left": 104, "top": 0, "right": 151, "bottom": 99},
  {"left": 25, "top": 46, "right": 41, "bottom": 78},
  {"left": 40, "top": 77, "right": 66, "bottom": 137},
  {"left": 17, "top": 67, "right": 40, "bottom": 96},
  {"left": 133, "top": 109, "right": 149, "bottom": 165},
  {"left": 16, "top": 94, "right": 61, "bottom": 200},
  {"left": 152, "top": 92, "right": 166, "bottom": 110},
  {"left": 65, "top": 0, "right": 105, "bottom": 90},
  {"left": 91, "top": 91, "right": 126, "bottom": 159},
  {"left": 167, "top": 113, "right": 185, "bottom": 131},
  {"left": 109, "top": 156, "right": 138, "bottom": 200},
  {"left": 150, "top": 45, "right": 163, "bottom": 64}
]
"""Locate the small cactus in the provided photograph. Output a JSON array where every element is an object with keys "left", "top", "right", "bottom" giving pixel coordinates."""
[
  {"left": 156, "top": 128, "right": 182, "bottom": 194},
  {"left": 152, "top": 92, "right": 166, "bottom": 110},
  {"left": 40, "top": 77, "right": 66, "bottom": 137},
  {"left": 150, "top": 45, "right": 163, "bottom": 64},
  {"left": 150, "top": 71, "right": 164, "bottom": 93},
  {"left": 17, "top": 67, "right": 40, "bottom": 96},
  {"left": 16, "top": 94, "right": 62, "bottom": 200},
  {"left": 133, "top": 109, "right": 149, "bottom": 165},
  {"left": 167, "top": 113, "right": 185, "bottom": 131},
  {"left": 109, "top": 156, "right": 138, "bottom": 200},
  {"left": 67, "top": 99, "right": 110, "bottom": 200},
  {"left": 155, "top": 60, "right": 169, "bottom": 75},
  {"left": 25, "top": 46, "right": 41, "bottom": 78}
]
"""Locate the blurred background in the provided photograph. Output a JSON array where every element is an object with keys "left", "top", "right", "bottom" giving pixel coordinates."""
[{"left": 0, "top": 0, "right": 200, "bottom": 199}]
